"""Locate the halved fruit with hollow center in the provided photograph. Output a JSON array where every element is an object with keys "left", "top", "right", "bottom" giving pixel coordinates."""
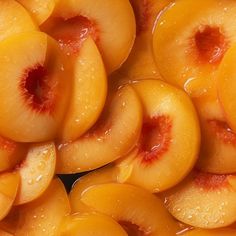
[
  {"left": 14, "top": 142, "right": 56, "bottom": 205},
  {"left": 81, "top": 183, "right": 178, "bottom": 236},
  {"left": 56, "top": 85, "right": 142, "bottom": 174},
  {"left": 163, "top": 171, "right": 236, "bottom": 228},
  {"left": 0, "top": 136, "right": 27, "bottom": 173},
  {"left": 153, "top": 0, "right": 236, "bottom": 97},
  {"left": 183, "top": 228, "right": 236, "bottom": 236},
  {"left": 0, "top": 172, "right": 19, "bottom": 221},
  {"left": 59, "top": 36, "right": 107, "bottom": 142},
  {"left": 116, "top": 80, "right": 200, "bottom": 192},
  {"left": 17, "top": 0, "right": 56, "bottom": 25},
  {"left": 120, "top": 0, "right": 172, "bottom": 80},
  {"left": 217, "top": 44, "right": 236, "bottom": 134},
  {"left": 60, "top": 213, "right": 128, "bottom": 236},
  {"left": 41, "top": 0, "right": 136, "bottom": 73},
  {"left": 0, "top": 0, "right": 37, "bottom": 41},
  {"left": 0, "top": 31, "right": 70, "bottom": 142},
  {"left": 13, "top": 178, "right": 70, "bottom": 236}
]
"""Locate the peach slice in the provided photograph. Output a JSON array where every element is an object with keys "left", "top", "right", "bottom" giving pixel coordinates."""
[
  {"left": 116, "top": 80, "right": 200, "bottom": 192},
  {"left": 217, "top": 44, "right": 236, "bottom": 133},
  {"left": 13, "top": 178, "right": 70, "bottom": 236},
  {"left": 59, "top": 37, "right": 107, "bottom": 142},
  {"left": 0, "top": 172, "right": 19, "bottom": 221},
  {"left": 163, "top": 171, "right": 236, "bottom": 228},
  {"left": 0, "top": 0, "right": 37, "bottom": 42},
  {"left": 0, "top": 31, "right": 70, "bottom": 142},
  {"left": 153, "top": 0, "right": 236, "bottom": 97},
  {"left": 56, "top": 85, "right": 142, "bottom": 174},
  {"left": 14, "top": 142, "right": 56, "bottom": 205},
  {"left": 81, "top": 183, "right": 178, "bottom": 236},
  {"left": 183, "top": 228, "right": 236, "bottom": 236},
  {"left": 120, "top": 0, "right": 172, "bottom": 80},
  {"left": 60, "top": 213, "right": 128, "bottom": 236},
  {"left": 17, "top": 0, "right": 56, "bottom": 25},
  {"left": 41, "top": 0, "right": 136, "bottom": 73},
  {"left": 0, "top": 137, "right": 27, "bottom": 173},
  {"left": 70, "top": 165, "right": 118, "bottom": 213}
]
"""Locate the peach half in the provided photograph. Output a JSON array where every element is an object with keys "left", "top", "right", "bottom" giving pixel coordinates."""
[
  {"left": 14, "top": 142, "right": 56, "bottom": 205},
  {"left": 116, "top": 80, "right": 200, "bottom": 192},
  {"left": 13, "top": 178, "right": 70, "bottom": 236},
  {"left": 59, "top": 37, "right": 107, "bottom": 142},
  {"left": 56, "top": 85, "right": 142, "bottom": 174},
  {"left": 217, "top": 44, "right": 236, "bottom": 133},
  {"left": 0, "top": 172, "right": 19, "bottom": 221},
  {"left": 183, "top": 228, "right": 236, "bottom": 236},
  {"left": 81, "top": 183, "right": 178, "bottom": 236},
  {"left": 153, "top": 0, "right": 236, "bottom": 97},
  {"left": 0, "top": 0, "right": 37, "bottom": 42},
  {"left": 163, "top": 171, "right": 236, "bottom": 228},
  {"left": 60, "top": 213, "right": 128, "bottom": 236},
  {"left": 17, "top": 0, "right": 56, "bottom": 25},
  {"left": 41, "top": 0, "right": 136, "bottom": 73},
  {"left": 0, "top": 31, "right": 70, "bottom": 142}
]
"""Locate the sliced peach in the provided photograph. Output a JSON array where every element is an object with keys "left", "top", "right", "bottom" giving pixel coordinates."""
[
  {"left": 17, "top": 0, "right": 56, "bottom": 25},
  {"left": 13, "top": 178, "right": 70, "bottom": 236},
  {"left": 0, "top": 137, "right": 27, "bottom": 173},
  {"left": 116, "top": 80, "right": 200, "bottom": 192},
  {"left": 0, "top": 172, "right": 19, "bottom": 221},
  {"left": 59, "top": 37, "right": 107, "bottom": 142},
  {"left": 81, "top": 183, "right": 178, "bottom": 235},
  {"left": 217, "top": 44, "right": 236, "bottom": 133},
  {"left": 153, "top": 0, "right": 236, "bottom": 97},
  {"left": 0, "top": 31, "right": 70, "bottom": 142},
  {"left": 14, "top": 142, "right": 56, "bottom": 205},
  {"left": 70, "top": 165, "right": 118, "bottom": 213},
  {"left": 0, "top": 0, "right": 37, "bottom": 41},
  {"left": 41, "top": 0, "right": 136, "bottom": 73},
  {"left": 60, "top": 213, "right": 128, "bottom": 236},
  {"left": 163, "top": 171, "right": 236, "bottom": 228},
  {"left": 183, "top": 228, "right": 236, "bottom": 236},
  {"left": 120, "top": 0, "right": 172, "bottom": 80},
  {"left": 56, "top": 85, "right": 142, "bottom": 174}
]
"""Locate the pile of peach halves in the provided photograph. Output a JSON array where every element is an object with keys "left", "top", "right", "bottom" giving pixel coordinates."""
[{"left": 1, "top": 0, "right": 236, "bottom": 235}]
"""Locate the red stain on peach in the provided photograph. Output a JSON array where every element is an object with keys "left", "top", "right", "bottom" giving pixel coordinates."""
[
  {"left": 139, "top": 115, "right": 172, "bottom": 165},
  {"left": 194, "top": 171, "right": 229, "bottom": 191},
  {"left": 20, "top": 64, "right": 56, "bottom": 114},
  {"left": 119, "top": 221, "right": 149, "bottom": 236},
  {"left": 0, "top": 136, "right": 16, "bottom": 151},
  {"left": 208, "top": 119, "right": 236, "bottom": 145},
  {"left": 193, "top": 26, "right": 228, "bottom": 64}
]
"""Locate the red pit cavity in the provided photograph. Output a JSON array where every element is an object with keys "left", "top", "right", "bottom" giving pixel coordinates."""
[
  {"left": 21, "top": 65, "right": 54, "bottom": 113},
  {"left": 119, "top": 221, "right": 149, "bottom": 236},
  {"left": 0, "top": 136, "right": 16, "bottom": 151},
  {"left": 139, "top": 115, "right": 172, "bottom": 165},
  {"left": 42, "top": 15, "right": 99, "bottom": 55},
  {"left": 194, "top": 171, "right": 229, "bottom": 191},
  {"left": 129, "top": 0, "right": 151, "bottom": 35},
  {"left": 194, "top": 26, "right": 228, "bottom": 64},
  {"left": 208, "top": 119, "right": 236, "bottom": 145}
]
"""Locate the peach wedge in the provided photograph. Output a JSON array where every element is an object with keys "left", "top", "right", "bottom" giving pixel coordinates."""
[
  {"left": 56, "top": 85, "right": 142, "bottom": 174},
  {"left": 41, "top": 0, "right": 136, "bottom": 73},
  {"left": 183, "top": 228, "right": 236, "bottom": 236},
  {"left": 60, "top": 213, "right": 127, "bottom": 236},
  {"left": 59, "top": 37, "right": 107, "bottom": 142},
  {"left": 0, "top": 31, "right": 70, "bottom": 142},
  {"left": 14, "top": 142, "right": 56, "bottom": 205},
  {"left": 81, "top": 183, "right": 178, "bottom": 236},
  {"left": 217, "top": 44, "right": 236, "bottom": 133},
  {"left": 116, "top": 80, "right": 200, "bottom": 192},
  {"left": 164, "top": 171, "right": 236, "bottom": 228},
  {"left": 17, "top": 0, "right": 56, "bottom": 25},
  {"left": 0, "top": 172, "right": 19, "bottom": 221},
  {"left": 153, "top": 0, "right": 236, "bottom": 97},
  {"left": 14, "top": 178, "right": 70, "bottom": 236}
]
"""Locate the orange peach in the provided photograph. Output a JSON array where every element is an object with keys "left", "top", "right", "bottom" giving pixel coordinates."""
[
  {"left": 183, "top": 228, "right": 236, "bottom": 236},
  {"left": 56, "top": 85, "right": 142, "bottom": 174}
]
